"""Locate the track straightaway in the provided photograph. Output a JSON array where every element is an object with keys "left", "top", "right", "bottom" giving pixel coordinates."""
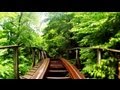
[{"left": 21, "top": 58, "right": 85, "bottom": 79}]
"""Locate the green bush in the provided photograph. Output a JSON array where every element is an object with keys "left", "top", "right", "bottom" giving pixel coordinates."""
[{"left": 82, "top": 58, "right": 116, "bottom": 79}]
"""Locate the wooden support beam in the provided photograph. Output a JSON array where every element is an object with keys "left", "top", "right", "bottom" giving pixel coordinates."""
[
  {"left": 97, "top": 49, "right": 101, "bottom": 64},
  {"left": 32, "top": 48, "right": 35, "bottom": 67},
  {"left": 36, "top": 49, "right": 39, "bottom": 63},
  {"left": 41, "top": 51, "right": 44, "bottom": 60},
  {"left": 75, "top": 49, "right": 81, "bottom": 69},
  {"left": 44, "top": 51, "right": 47, "bottom": 58},
  {"left": 43, "top": 51, "right": 45, "bottom": 59},
  {"left": 75, "top": 49, "right": 78, "bottom": 59},
  {"left": 41, "top": 51, "right": 43, "bottom": 60},
  {"left": 44, "top": 51, "right": 46, "bottom": 59},
  {"left": 38, "top": 50, "right": 41, "bottom": 62},
  {"left": 13, "top": 46, "right": 19, "bottom": 79}
]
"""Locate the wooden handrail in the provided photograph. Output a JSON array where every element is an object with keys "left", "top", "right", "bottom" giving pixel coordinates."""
[
  {"left": 60, "top": 58, "right": 85, "bottom": 79},
  {"left": 0, "top": 45, "right": 48, "bottom": 79},
  {"left": 0, "top": 45, "right": 19, "bottom": 49},
  {"left": 67, "top": 47, "right": 120, "bottom": 53}
]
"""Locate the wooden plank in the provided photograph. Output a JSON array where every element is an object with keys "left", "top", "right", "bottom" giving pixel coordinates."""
[
  {"left": 34, "top": 65, "right": 39, "bottom": 68},
  {"left": 26, "top": 72, "right": 35, "bottom": 76},
  {"left": 22, "top": 75, "right": 32, "bottom": 79},
  {"left": 50, "top": 64, "right": 64, "bottom": 69},
  {"left": 50, "top": 61, "right": 61, "bottom": 63},
  {"left": 13, "top": 47, "right": 19, "bottom": 79},
  {"left": 29, "top": 69, "right": 36, "bottom": 72},
  {"left": 48, "top": 70, "right": 67, "bottom": 73},
  {"left": 31, "top": 61, "right": 44, "bottom": 70},
  {"left": 46, "top": 77, "right": 70, "bottom": 79},
  {"left": 32, "top": 67, "right": 39, "bottom": 70},
  {"left": 21, "top": 60, "right": 44, "bottom": 79}
]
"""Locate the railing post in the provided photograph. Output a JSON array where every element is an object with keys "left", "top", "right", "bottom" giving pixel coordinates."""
[
  {"left": 97, "top": 49, "right": 101, "bottom": 64},
  {"left": 44, "top": 51, "right": 46, "bottom": 59},
  {"left": 41, "top": 51, "right": 44, "bottom": 60},
  {"left": 43, "top": 51, "right": 45, "bottom": 59},
  {"left": 40, "top": 50, "right": 42, "bottom": 60},
  {"left": 13, "top": 46, "right": 19, "bottom": 79},
  {"left": 44, "top": 51, "right": 47, "bottom": 58},
  {"left": 75, "top": 49, "right": 81, "bottom": 69},
  {"left": 32, "top": 48, "right": 35, "bottom": 67},
  {"left": 38, "top": 49, "right": 41, "bottom": 62},
  {"left": 36, "top": 48, "right": 38, "bottom": 63}
]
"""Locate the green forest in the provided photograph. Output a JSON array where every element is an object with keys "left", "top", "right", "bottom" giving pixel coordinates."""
[{"left": 0, "top": 12, "right": 120, "bottom": 79}]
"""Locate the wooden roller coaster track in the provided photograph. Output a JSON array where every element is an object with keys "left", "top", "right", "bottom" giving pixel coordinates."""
[
  {"left": 20, "top": 58, "right": 85, "bottom": 79},
  {"left": 0, "top": 45, "right": 120, "bottom": 79}
]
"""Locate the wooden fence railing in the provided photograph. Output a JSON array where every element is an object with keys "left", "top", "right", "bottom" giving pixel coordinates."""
[
  {"left": 0, "top": 45, "right": 48, "bottom": 79},
  {"left": 66, "top": 46, "right": 120, "bottom": 79}
]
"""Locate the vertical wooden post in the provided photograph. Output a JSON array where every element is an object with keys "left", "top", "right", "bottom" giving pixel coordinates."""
[
  {"left": 36, "top": 49, "right": 39, "bottom": 63},
  {"left": 75, "top": 49, "right": 80, "bottom": 69},
  {"left": 40, "top": 50, "right": 42, "bottom": 60},
  {"left": 32, "top": 48, "right": 35, "bottom": 67},
  {"left": 41, "top": 51, "right": 44, "bottom": 60},
  {"left": 44, "top": 51, "right": 47, "bottom": 58},
  {"left": 41, "top": 51, "right": 43, "bottom": 60},
  {"left": 13, "top": 46, "right": 19, "bottom": 79},
  {"left": 44, "top": 51, "right": 46, "bottom": 58},
  {"left": 97, "top": 49, "right": 101, "bottom": 64},
  {"left": 43, "top": 51, "right": 45, "bottom": 59},
  {"left": 38, "top": 49, "right": 41, "bottom": 62}
]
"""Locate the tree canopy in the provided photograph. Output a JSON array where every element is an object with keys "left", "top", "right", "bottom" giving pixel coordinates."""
[{"left": 0, "top": 12, "right": 120, "bottom": 79}]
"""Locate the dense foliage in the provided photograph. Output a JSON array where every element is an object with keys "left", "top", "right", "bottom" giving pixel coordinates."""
[
  {"left": 0, "top": 12, "right": 120, "bottom": 79},
  {"left": 0, "top": 12, "right": 43, "bottom": 78},
  {"left": 42, "top": 12, "right": 120, "bottom": 79}
]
